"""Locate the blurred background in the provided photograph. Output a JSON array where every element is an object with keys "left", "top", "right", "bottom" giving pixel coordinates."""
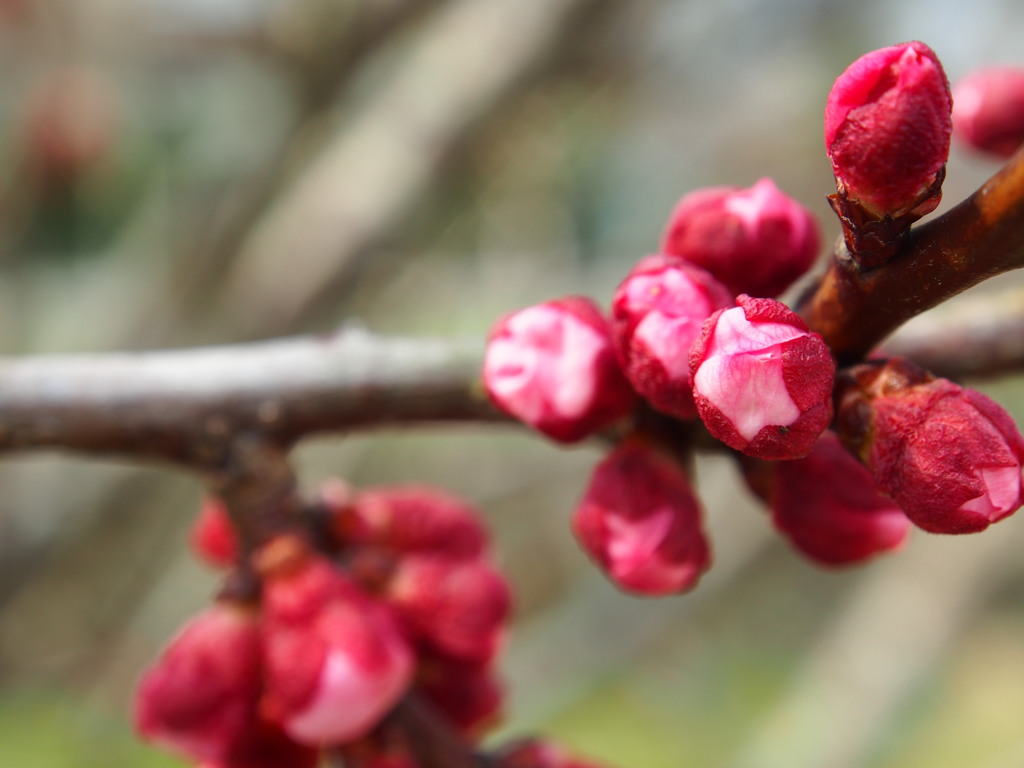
[{"left": 1, "top": 1, "right": 1024, "bottom": 766}]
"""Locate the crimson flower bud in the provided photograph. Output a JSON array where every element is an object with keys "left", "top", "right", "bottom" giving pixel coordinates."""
[
  {"left": 386, "top": 555, "right": 511, "bottom": 664},
  {"left": 611, "top": 255, "right": 732, "bottom": 419},
  {"left": 690, "top": 295, "right": 834, "bottom": 460},
  {"left": 418, "top": 654, "right": 503, "bottom": 736},
  {"left": 572, "top": 436, "right": 710, "bottom": 596},
  {"left": 330, "top": 484, "right": 488, "bottom": 561},
  {"left": 134, "top": 602, "right": 263, "bottom": 764},
  {"left": 660, "top": 178, "right": 821, "bottom": 298},
  {"left": 825, "top": 41, "right": 952, "bottom": 219},
  {"left": 190, "top": 496, "right": 238, "bottom": 569},
  {"left": 261, "top": 556, "right": 414, "bottom": 745},
  {"left": 204, "top": 718, "right": 320, "bottom": 768},
  {"left": 952, "top": 67, "right": 1024, "bottom": 158},
  {"left": 836, "top": 359, "right": 1024, "bottom": 534},
  {"left": 498, "top": 740, "right": 612, "bottom": 768},
  {"left": 751, "top": 432, "right": 909, "bottom": 566},
  {"left": 483, "top": 296, "right": 636, "bottom": 443}
]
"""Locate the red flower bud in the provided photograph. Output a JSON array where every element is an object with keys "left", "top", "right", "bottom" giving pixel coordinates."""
[
  {"left": 202, "top": 718, "right": 319, "bottom": 768},
  {"left": 261, "top": 556, "right": 414, "bottom": 745},
  {"left": 134, "top": 603, "right": 263, "bottom": 764},
  {"left": 660, "top": 178, "right": 821, "bottom": 298},
  {"left": 690, "top": 295, "right": 834, "bottom": 460},
  {"left": 331, "top": 484, "right": 488, "bottom": 561},
  {"left": 483, "top": 297, "right": 636, "bottom": 443},
  {"left": 837, "top": 360, "right": 1024, "bottom": 534},
  {"left": 190, "top": 496, "right": 238, "bottom": 569},
  {"left": 825, "top": 41, "right": 952, "bottom": 218},
  {"left": 418, "top": 655, "right": 503, "bottom": 736},
  {"left": 759, "top": 432, "right": 910, "bottom": 565},
  {"left": 611, "top": 255, "right": 732, "bottom": 419},
  {"left": 387, "top": 555, "right": 511, "bottom": 664},
  {"left": 572, "top": 436, "right": 710, "bottom": 596},
  {"left": 952, "top": 67, "right": 1024, "bottom": 158},
  {"left": 498, "top": 740, "right": 613, "bottom": 768}
]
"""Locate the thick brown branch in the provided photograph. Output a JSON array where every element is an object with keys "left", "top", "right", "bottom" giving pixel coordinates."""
[
  {"left": 800, "top": 146, "right": 1024, "bottom": 365},
  {"left": 0, "top": 327, "right": 502, "bottom": 467}
]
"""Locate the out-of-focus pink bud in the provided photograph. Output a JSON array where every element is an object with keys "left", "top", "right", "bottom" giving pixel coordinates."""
[
  {"left": 329, "top": 484, "right": 488, "bottom": 561},
  {"left": 190, "top": 496, "right": 238, "bottom": 569},
  {"left": 690, "top": 295, "right": 834, "bottom": 460},
  {"left": 952, "top": 67, "right": 1024, "bottom": 158},
  {"left": 261, "top": 556, "right": 414, "bottom": 745},
  {"left": 660, "top": 178, "right": 821, "bottom": 299},
  {"left": 134, "top": 603, "right": 263, "bottom": 764},
  {"left": 386, "top": 555, "right": 511, "bottom": 664},
  {"left": 836, "top": 360, "right": 1024, "bottom": 534},
  {"left": 419, "top": 654, "right": 503, "bottom": 736},
  {"left": 611, "top": 255, "right": 732, "bottom": 419},
  {"left": 483, "top": 296, "right": 636, "bottom": 443},
  {"left": 498, "top": 739, "right": 612, "bottom": 768},
  {"left": 755, "top": 432, "right": 910, "bottom": 565},
  {"left": 825, "top": 41, "right": 952, "bottom": 218},
  {"left": 572, "top": 436, "right": 710, "bottom": 596}
]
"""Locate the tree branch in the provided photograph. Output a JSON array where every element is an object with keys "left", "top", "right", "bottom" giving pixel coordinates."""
[
  {"left": 800, "top": 145, "right": 1024, "bottom": 366},
  {"left": 0, "top": 327, "right": 502, "bottom": 467}
]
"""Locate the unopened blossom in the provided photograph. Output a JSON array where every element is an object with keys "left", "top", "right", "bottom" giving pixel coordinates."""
[
  {"left": 760, "top": 432, "right": 910, "bottom": 565},
  {"left": 660, "top": 178, "right": 821, "bottom": 298},
  {"left": 572, "top": 436, "right": 710, "bottom": 596},
  {"left": 418, "top": 654, "right": 503, "bottom": 736},
  {"left": 690, "top": 295, "right": 834, "bottom": 460},
  {"left": 386, "top": 554, "right": 511, "bottom": 664},
  {"left": 952, "top": 67, "right": 1024, "bottom": 158},
  {"left": 836, "top": 359, "right": 1024, "bottom": 534},
  {"left": 825, "top": 41, "right": 952, "bottom": 218},
  {"left": 260, "top": 550, "right": 414, "bottom": 745},
  {"left": 483, "top": 296, "right": 636, "bottom": 443},
  {"left": 611, "top": 255, "right": 732, "bottom": 419},
  {"left": 189, "top": 496, "right": 238, "bottom": 569},
  {"left": 134, "top": 602, "right": 264, "bottom": 764}
]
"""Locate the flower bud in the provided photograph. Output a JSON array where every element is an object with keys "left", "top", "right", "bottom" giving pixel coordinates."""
[
  {"left": 261, "top": 556, "right": 414, "bottom": 745},
  {"left": 206, "top": 718, "right": 319, "bottom": 768},
  {"left": 748, "top": 432, "right": 909, "bottom": 565},
  {"left": 611, "top": 255, "right": 732, "bottom": 419},
  {"left": 134, "top": 603, "right": 263, "bottom": 764},
  {"left": 952, "top": 67, "right": 1024, "bottom": 158},
  {"left": 572, "top": 436, "right": 710, "bottom": 596},
  {"left": 836, "top": 359, "right": 1024, "bottom": 534},
  {"left": 690, "top": 295, "right": 834, "bottom": 460},
  {"left": 498, "top": 740, "right": 611, "bottom": 768},
  {"left": 190, "top": 496, "right": 238, "bottom": 569},
  {"left": 825, "top": 41, "right": 952, "bottom": 219},
  {"left": 418, "top": 654, "right": 503, "bottom": 736},
  {"left": 483, "top": 297, "right": 636, "bottom": 443},
  {"left": 386, "top": 555, "right": 511, "bottom": 664},
  {"left": 660, "top": 178, "right": 821, "bottom": 298},
  {"left": 329, "top": 484, "right": 488, "bottom": 561}
]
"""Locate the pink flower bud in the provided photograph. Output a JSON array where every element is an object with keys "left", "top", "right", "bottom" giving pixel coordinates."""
[
  {"left": 572, "top": 436, "right": 710, "bottom": 596},
  {"left": 419, "top": 654, "right": 503, "bottom": 736},
  {"left": 952, "top": 67, "right": 1024, "bottom": 158},
  {"left": 611, "top": 255, "right": 732, "bottom": 419},
  {"left": 330, "top": 484, "right": 488, "bottom": 561},
  {"left": 498, "top": 740, "right": 612, "bottom": 768},
  {"left": 690, "top": 295, "right": 835, "bottom": 460},
  {"left": 387, "top": 555, "right": 511, "bottom": 664},
  {"left": 825, "top": 41, "right": 952, "bottom": 217},
  {"left": 204, "top": 718, "right": 320, "bottom": 768},
  {"left": 261, "top": 557, "right": 414, "bottom": 745},
  {"left": 190, "top": 496, "right": 238, "bottom": 569},
  {"left": 760, "top": 432, "right": 910, "bottom": 565},
  {"left": 837, "top": 360, "right": 1024, "bottom": 534},
  {"left": 483, "top": 296, "right": 636, "bottom": 443},
  {"left": 134, "top": 603, "right": 263, "bottom": 764},
  {"left": 660, "top": 178, "right": 821, "bottom": 298}
]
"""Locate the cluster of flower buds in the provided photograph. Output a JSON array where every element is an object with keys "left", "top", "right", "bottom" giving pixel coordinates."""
[
  {"left": 136, "top": 484, "right": 513, "bottom": 767},
  {"left": 952, "top": 66, "right": 1024, "bottom": 159},
  {"left": 483, "top": 39, "right": 1024, "bottom": 587}
]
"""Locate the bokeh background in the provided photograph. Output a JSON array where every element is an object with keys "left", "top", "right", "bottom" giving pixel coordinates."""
[{"left": 1, "top": 1, "right": 1024, "bottom": 766}]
